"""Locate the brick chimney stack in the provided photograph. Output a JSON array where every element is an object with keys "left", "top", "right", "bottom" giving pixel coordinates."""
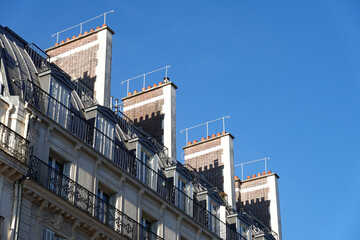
[
  {"left": 46, "top": 25, "right": 114, "bottom": 107},
  {"left": 183, "top": 132, "right": 236, "bottom": 210},
  {"left": 236, "top": 171, "right": 282, "bottom": 239},
  {"left": 121, "top": 79, "right": 177, "bottom": 161}
]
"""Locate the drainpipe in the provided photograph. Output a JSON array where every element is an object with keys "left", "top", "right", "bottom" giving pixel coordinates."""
[
  {"left": 9, "top": 180, "right": 22, "bottom": 240},
  {"left": 14, "top": 182, "right": 22, "bottom": 240},
  {"left": 4, "top": 103, "right": 14, "bottom": 126}
]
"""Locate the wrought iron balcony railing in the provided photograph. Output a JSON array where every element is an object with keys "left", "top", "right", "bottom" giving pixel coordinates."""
[
  {"left": 28, "top": 156, "right": 163, "bottom": 240},
  {"left": 261, "top": 227, "right": 278, "bottom": 240},
  {"left": 252, "top": 225, "right": 278, "bottom": 240},
  {"left": 114, "top": 111, "right": 138, "bottom": 139},
  {"left": 20, "top": 80, "right": 242, "bottom": 238},
  {"left": 72, "top": 79, "right": 98, "bottom": 108},
  {"left": 0, "top": 122, "right": 29, "bottom": 164},
  {"left": 239, "top": 208, "right": 278, "bottom": 240},
  {"left": 25, "top": 43, "right": 50, "bottom": 71},
  {"left": 226, "top": 225, "right": 248, "bottom": 240}
]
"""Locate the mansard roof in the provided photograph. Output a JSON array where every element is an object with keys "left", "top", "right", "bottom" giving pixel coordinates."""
[{"left": 0, "top": 26, "right": 39, "bottom": 95}]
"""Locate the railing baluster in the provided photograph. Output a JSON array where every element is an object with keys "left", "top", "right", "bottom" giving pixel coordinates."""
[{"left": 0, "top": 122, "right": 29, "bottom": 164}]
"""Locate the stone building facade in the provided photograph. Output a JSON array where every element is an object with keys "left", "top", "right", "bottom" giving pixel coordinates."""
[{"left": 0, "top": 22, "right": 280, "bottom": 240}]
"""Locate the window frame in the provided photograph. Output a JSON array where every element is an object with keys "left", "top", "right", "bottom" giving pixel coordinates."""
[
  {"left": 42, "top": 226, "right": 66, "bottom": 240},
  {"left": 176, "top": 176, "right": 189, "bottom": 212},
  {"left": 140, "top": 213, "right": 158, "bottom": 239},
  {"left": 95, "top": 183, "right": 117, "bottom": 227},
  {"left": 208, "top": 200, "right": 219, "bottom": 233},
  {"left": 47, "top": 77, "right": 71, "bottom": 128},
  {"left": 94, "top": 112, "right": 115, "bottom": 159},
  {"left": 240, "top": 223, "right": 249, "bottom": 240},
  {"left": 138, "top": 148, "right": 153, "bottom": 185}
]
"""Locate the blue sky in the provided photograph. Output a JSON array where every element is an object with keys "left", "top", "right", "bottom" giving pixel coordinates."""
[{"left": 2, "top": 0, "right": 360, "bottom": 239}]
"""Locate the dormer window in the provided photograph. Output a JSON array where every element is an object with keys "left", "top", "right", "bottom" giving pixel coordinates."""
[
  {"left": 209, "top": 201, "right": 218, "bottom": 233},
  {"left": 240, "top": 224, "right": 249, "bottom": 240},
  {"left": 139, "top": 150, "right": 152, "bottom": 184},
  {"left": 164, "top": 165, "right": 193, "bottom": 214},
  {"left": 94, "top": 113, "right": 115, "bottom": 158},
  {"left": 49, "top": 78, "right": 70, "bottom": 106},
  {"left": 48, "top": 77, "right": 71, "bottom": 127},
  {"left": 177, "top": 178, "right": 189, "bottom": 212}
]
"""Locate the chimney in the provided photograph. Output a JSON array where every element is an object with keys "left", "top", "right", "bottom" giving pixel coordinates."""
[
  {"left": 46, "top": 25, "right": 114, "bottom": 107},
  {"left": 236, "top": 171, "right": 282, "bottom": 239},
  {"left": 121, "top": 79, "right": 177, "bottom": 161},
  {"left": 183, "top": 132, "right": 236, "bottom": 210}
]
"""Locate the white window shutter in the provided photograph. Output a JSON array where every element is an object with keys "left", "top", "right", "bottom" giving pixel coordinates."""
[
  {"left": 63, "top": 162, "right": 71, "bottom": 178},
  {"left": 42, "top": 227, "right": 55, "bottom": 240}
]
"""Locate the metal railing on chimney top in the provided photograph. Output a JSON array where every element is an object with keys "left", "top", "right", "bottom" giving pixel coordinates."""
[
  {"left": 234, "top": 158, "right": 270, "bottom": 181},
  {"left": 51, "top": 10, "right": 114, "bottom": 44},
  {"left": 121, "top": 66, "right": 171, "bottom": 95},
  {"left": 180, "top": 116, "right": 230, "bottom": 144}
]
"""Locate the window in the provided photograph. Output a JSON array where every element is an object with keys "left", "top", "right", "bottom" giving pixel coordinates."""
[
  {"left": 240, "top": 224, "right": 248, "bottom": 240},
  {"left": 141, "top": 217, "right": 157, "bottom": 240},
  {"left": 177, "top": 178, "right": 188, "bottom": 212},
  {"left": 48, "top": 156, "right": 71, "bottom": 199},
  {"left": 42, "top": 227, "right": 65, "bottom": 240},
  {"left": 48, "top": 78, "right": 70, "bottom": 128},
  {"left": 94, "top": 113, "right": 114, "bottom": 159},
  {"left": 208, "top": 201, "right": 218, "bottom": 232},
  {"left": 96, "top": 188, "right": 113, "bottom": 226},
  {"left": 139, "top": 151, "right": 151, "bottom": 185},
  {"left": 48, "top": 157, "right": 64, "bottom": 194}
]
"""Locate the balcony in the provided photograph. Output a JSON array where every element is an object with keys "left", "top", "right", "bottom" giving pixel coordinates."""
[
  {"left": 0, "top": 122, "right": 29, "bottom": 164},
  {"left": 19, "top": 80, "right": 241, "bottom": 239},
  {"left": 27, "top": 155, "right": 163, "bottom": 240}
]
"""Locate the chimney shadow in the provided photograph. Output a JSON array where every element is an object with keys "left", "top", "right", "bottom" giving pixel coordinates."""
[
  {"left": 198, "top": 163, "right": 224, "bottom": 192},
  {"left": 238, "top": 197, "right": 271, "bottom": 229},
  {"left": 79, "top": 71, "right": 96, "bottom": 91},
  {"left": 133, "top": 111, "right": 164, "bottom": 144}
]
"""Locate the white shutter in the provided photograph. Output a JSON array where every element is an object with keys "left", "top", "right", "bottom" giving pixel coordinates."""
[
  {"left": 63, "top": 163, "right": 71, "bottom": 178},
  {"left": 42, "top": 227, "right": 55, "bottom": 240}
]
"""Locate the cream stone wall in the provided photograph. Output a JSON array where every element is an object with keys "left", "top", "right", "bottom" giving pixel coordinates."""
[
  {"left": 0, "top": 177, "right": 13, "bottom": 240},
  {"left": 163, "top": 211, "right": 177, "bottom": 239}
]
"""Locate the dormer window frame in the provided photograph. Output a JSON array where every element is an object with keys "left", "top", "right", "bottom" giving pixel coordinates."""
[
  {"left": 140, "top": 148, "right": 151, "bottom": 184},
  {"left": 84, "top": 106, "right": 117, "bottom": 160},
  {"left": 94, "top": 112, "right": 115, "bottom": 159},
  {"left": 175, "top": 171, "right": 192, "bottom": 213},
  {"left": 208, "top": 200, "right": 219, "bottom": 232},
  {"left": 137, "top": 143, "right": 157, "bottom": 187},
  {"left": 46, "top": 75, "right": 72, "bottom": 128},
  {"left": 95, "top": 112, "right": 115, "bottom": 140},
  {"left": 240, "top": 223, "right": 250, "bottom": 240},
  {"left": 49, "top": 76, "right": 71, "bottom": 107},
  {"left": 196, "top": 190, "right": 223, "bottom": 234}
]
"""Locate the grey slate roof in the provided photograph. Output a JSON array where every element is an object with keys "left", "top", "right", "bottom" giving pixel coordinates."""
[{"left": 0, "top": 25, "right": 40, "bottom": 95}]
